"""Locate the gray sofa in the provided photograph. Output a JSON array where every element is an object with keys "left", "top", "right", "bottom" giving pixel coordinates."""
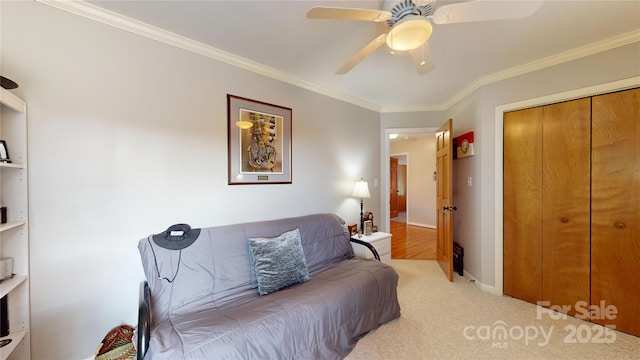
[{"left": 136, "top": 213, "right": 401, "bottom": 359}]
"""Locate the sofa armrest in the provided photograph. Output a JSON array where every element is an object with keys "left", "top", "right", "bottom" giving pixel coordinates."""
[
  {"left": 349, "top": 238, "right": 381, "bottom": 261},
  {"left": 137, "top": 281, "right": 151, "bottom": 360}
]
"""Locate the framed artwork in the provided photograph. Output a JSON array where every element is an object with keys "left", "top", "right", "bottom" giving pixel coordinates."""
[
  {"left": 227, "top": 95, "right": 292, "bottom": 185},
  {"left": 363, "top": 211, "right": 374, "bottom": 226},
  {"left": 455, "top": 131, "right": 474, "bottom": 159},
  {"left": 0, "top": 140, "right": 10, "bottom": 163},
  {"left": 364, "top": 220, "right": 373, "bottom": 236}
]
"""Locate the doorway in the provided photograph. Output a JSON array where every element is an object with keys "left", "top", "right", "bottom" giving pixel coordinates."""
[
  {"left": 385, "top": 128, "right": 439, "bottom": 260},
  {"left": 390, "top": 154, "right": 407, "bottom": 222}
]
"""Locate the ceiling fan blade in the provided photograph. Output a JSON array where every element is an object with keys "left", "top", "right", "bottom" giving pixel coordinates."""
[
  {"left": 307, "top": 7, "right": 392, "bottom": 22},
  {"left": 336, "top": 33, "right": 387, "bottom": 74},
  {"left": 432, "top": 0, "right": 543, "bottom": 25},
  {"left": 409, "top": 43, "right": 435, "bottom": 75}
]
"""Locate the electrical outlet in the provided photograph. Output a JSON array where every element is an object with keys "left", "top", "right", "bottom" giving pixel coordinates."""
[{"left": 467, "top": 177, "right": 472, "bottom": 187}]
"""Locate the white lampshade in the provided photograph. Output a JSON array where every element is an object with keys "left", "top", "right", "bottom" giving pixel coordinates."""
[
  {"left": 352, "top": 178, "right": 371, "bottom": 199},
  {"left": 386, "top": 15, "right": 433, "bottom": 51}
]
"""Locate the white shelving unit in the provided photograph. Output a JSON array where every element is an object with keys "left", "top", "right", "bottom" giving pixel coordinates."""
[{"left": 0, "top": 87, "right": 30, "bottom": 360}]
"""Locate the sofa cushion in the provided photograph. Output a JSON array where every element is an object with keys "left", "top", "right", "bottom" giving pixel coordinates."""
[
  {"left": 145, "top": 257, "right": 401, "bottom": 359},
  {"left": 249, "top": 228, "right": 310, "bottom": 295},
  {"left": 138, "top": 214, "right": 355, "bottom": 319}
]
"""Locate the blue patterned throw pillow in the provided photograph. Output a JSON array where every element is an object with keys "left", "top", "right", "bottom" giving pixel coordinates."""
[{"left": 248, "top": 228, "right": 310, "bottom": 295}]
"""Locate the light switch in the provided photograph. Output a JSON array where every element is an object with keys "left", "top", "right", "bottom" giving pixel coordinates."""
[{"left": 467, "top": 177, "right": 472, "bottom": 187}]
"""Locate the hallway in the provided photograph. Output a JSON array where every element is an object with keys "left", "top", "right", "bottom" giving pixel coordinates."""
[{"left": 390, "top": 219, "right": 436, "bottom": 260}]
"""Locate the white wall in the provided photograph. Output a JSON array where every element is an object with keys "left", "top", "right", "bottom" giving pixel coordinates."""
[
  {"left": 1, "top": 2, "right": 381, "bottom": 359},
  {"left": 444, "top": 94, "right": 482, "bottom": 280},
  {"left": 382, "top": 43, "right": 640, "bottom": 291},
  {"left": 390, "top": 137, "right": 436, "bottom": 227}
]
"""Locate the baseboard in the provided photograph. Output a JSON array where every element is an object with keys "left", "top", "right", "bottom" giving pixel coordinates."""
[
  {"left": 406, "top": 222, "right": 436, "bottom": 229},
  {"left": 462, "top": 270, "right": 501, "bottom": 296}
]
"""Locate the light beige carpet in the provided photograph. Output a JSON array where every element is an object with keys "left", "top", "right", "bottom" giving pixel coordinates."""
[{"left": 347, "top": 259, "right": 640, "bottom": 359}]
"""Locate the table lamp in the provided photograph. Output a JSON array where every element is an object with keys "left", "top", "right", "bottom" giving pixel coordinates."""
[{"left": 351, "top": 178, "right": 371, "bottom": 236}]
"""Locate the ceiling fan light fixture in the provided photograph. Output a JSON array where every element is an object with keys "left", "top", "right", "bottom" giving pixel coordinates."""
[
  {"left": 386, "top": 15, "right": 432, "bottom": 51},
  {"left": 431, "top": 5, "right": 451, "bottom": 24}
]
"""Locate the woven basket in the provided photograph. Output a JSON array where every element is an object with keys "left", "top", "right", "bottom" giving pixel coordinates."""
[{"left": 95, "top": 325, "right": 136, "bottom": 360}]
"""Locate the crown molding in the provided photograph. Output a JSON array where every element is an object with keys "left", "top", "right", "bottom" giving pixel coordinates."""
[
  {"left": 37, "top": 1, "right": 639, "bottom": 114},
  {"left": 382, "top": 29, "right": 640, "bottom": 113},
  {"left": 36, "top": 0, "right": 382, "bottom": 112}
]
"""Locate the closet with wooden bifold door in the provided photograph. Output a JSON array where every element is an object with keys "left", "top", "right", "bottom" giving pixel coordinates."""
[
  {"left": 503, "top": 87, "right": 639, "bottom": 337},
  {"left": 591, "top": 88, "right": 640, "bottom": 336}
]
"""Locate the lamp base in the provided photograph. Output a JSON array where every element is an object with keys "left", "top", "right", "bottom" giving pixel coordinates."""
[{"left": 359, "top": 198, "right": 364, "bottom": 238}]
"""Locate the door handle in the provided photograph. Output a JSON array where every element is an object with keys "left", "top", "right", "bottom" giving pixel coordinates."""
[{"left": 442, "top": 206, "right": 458, "bottom": 212}]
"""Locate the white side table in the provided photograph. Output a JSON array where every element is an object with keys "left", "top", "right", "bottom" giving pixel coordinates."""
[{"left": 351, "top": 232, "right": 392, "bottom": 263}]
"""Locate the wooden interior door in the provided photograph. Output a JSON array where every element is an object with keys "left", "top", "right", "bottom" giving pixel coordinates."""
[
  {"left": 390, "top": 157, "right": 399, "bottom": 219},
  {"left": 436, "top": 119, "right": 453, "bottom": 282},
  {"left": 541, "top": 98, "right": 591, "bottom": 316},
  {"left": 503, "top": 107, "right": 543, "bottom": 303},
  {"left": 591, "top": 88, "right": 640, "bottom": 336},
  {"left": 398, "top": 165, "right": 407, "bottom": 212}
]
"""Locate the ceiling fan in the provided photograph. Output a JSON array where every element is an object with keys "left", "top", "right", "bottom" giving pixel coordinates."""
[{"left": 307, "top": 0, "right": 542, "bottom": 75}]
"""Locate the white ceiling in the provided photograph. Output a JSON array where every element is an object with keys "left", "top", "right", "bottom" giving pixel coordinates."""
[{"left": 70, "top": 1, "right": 640, "bottom": 111}]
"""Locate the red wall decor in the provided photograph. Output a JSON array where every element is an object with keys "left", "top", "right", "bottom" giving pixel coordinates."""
[{"left": 455, "top": 131, "right": 474, "bottom": 159}]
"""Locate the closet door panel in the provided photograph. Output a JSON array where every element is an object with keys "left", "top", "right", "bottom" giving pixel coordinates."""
[
  {"left": 503, "top": 107, "right": 543, "bottom": 303},
  {"left": 541, "top": 98, "right": 591, "bottom": 316},
  {"left": 591, "top": 88, "right": 640, "bottom": 336}
]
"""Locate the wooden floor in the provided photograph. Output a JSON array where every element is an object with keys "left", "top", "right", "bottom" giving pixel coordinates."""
[{"left": 390, "top": 220, "right": 437, "bottom": 260}]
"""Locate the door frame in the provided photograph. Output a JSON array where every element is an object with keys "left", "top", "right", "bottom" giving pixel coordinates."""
[
  {"left": 382, "top": 127, "right": 438, "bottom": 235},
  {"left": 390, "top": 153, "right": 408, "bottom": 222},
  {"left": 493, "top": 77, "right": 639, "bottom": 295}
]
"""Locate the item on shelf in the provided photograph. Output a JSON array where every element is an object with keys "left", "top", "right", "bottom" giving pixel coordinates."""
[
  {"left": 0, "top": 140, "right": 10, "bottom": 163},
  {"left": 0, "top": 257, "right": 14, "bottom": 281},
  {"left": 363, "top": 211, "right": 377, "bottom": 232},
  {"left": 347, "top": 224, "right": 357, "bottom": 236},
  {"left": 0, "top": 76, "right": 18, "bottom": 90},
  {"left": 0, "top": 295, "right": 8, "bottom": 337},
  {"left": 364, "top": 220, "right": 373, "bottom": 236},
  {"left": 363, "top": 211, "right": 374, "bottom": 226},
  {"left": 1, "top": 206, "right": 6, "bottom": 224}
]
